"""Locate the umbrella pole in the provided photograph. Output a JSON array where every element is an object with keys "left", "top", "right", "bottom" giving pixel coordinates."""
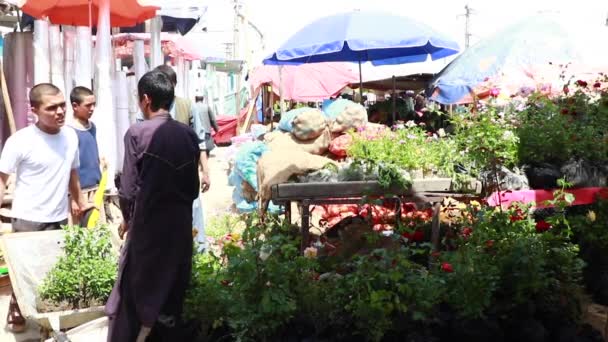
[
  {"left": 279, "top": 65, "right": 285, "bottom": 115},
  {"left": 358, "top": 58, "right": 363, "bottom": 105},
  {"left": 392, "top": 75, "right": 396, "bottom": 124}
]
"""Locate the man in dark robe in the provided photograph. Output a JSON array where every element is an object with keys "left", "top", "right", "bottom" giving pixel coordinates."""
[{"left": 106, "top": 70, "right": 200, "bottom": 342}]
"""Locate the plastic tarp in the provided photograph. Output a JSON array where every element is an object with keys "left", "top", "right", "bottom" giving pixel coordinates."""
[
  {"left": 110, "top": 33, "right": 225, "bottom": 62},
  {"left": 213, "top": 115, "right": 238, "bottom": 145},
  {"left": 1, "top": 231, "right": 65, "bottom": 321},
  {"left": 1, "top": 230, "right": 119, "bottom": 331},
  {"left": 430, "top": 14, "right": 603, "bottom": 104},
  {"left": 229, "top": 141, "right": 281, "bottom": 214},
  {"left": 249, "top": 63, "right": 358, "bottom": 102},
  {"left": 45, "top": 317, "right": 108, "bottom": 342}
]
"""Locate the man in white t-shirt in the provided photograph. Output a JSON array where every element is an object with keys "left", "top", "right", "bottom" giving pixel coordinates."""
[{"left": 0, "top": 83, "right": 92, "bottom": 333}]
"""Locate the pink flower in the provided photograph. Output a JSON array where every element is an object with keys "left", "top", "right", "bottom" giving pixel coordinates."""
[
  {"left": 441, "top": 262, "right": 454, "bottom": 273},
  {"left": 489, "top": 88, "right": 500, "bottom": 97},
  {"left": 563, "top": 85, "right": 570, "bottom": 94}
]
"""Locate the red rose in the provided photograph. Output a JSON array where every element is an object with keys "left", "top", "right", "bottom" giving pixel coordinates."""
[
  {"left": 594, "top": 82, "right": 602, "bottom": 88},
  {"left": 441, "top": 262, "right": 454, "bottom": 273},
  {"left": 535, "top": 220, "right": 552, "bottom": 233},
  {"left": 563, "top": 85, "right": 570, "bottom": 94},
  {"left": 560, "top": 108, "right": 569, "bottom": 115},
  {"left": 510, "top": 213, "right": 524, "bottom": 222},
  {"left": 509, "top": 207, "right": 526, "bottom": 222},
  {"left": 461, "top": 227, "right": 473, "bottom": 239},
  {"left": 402, "top": 230, "right": 424, "bottom": 242},
  {"left": 485, "top": 240, "right": 495, "bottom": 248},
  {"left": 576, "top": 80, "right": 588, "bottom": 87}
]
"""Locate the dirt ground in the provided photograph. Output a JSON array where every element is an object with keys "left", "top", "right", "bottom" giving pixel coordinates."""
[
  {"left": 0, "top": 146, "right": 235, "bottom": 341},
  {"left": 202, "top": 146, "right": 235, "bottom": 223}
]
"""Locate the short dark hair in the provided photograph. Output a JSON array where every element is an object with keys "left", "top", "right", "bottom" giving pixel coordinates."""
[
  {"left": 30, "top": 83, "right": 61, "bottom": 108},
  {"left": 153, "top": 64, "right": 177, "bottom": 85},
  {"left": 138, "top": 70, "right": 175, "bottom": 112},
  {"left": 70, "top": 86, "right": 94, "bottom": 104}
]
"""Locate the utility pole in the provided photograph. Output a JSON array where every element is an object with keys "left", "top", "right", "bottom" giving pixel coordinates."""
[
  {"left": 233, "top": 0, "right": 242, "bottom": 116},
  {"left": 458, "top": 5, "right": 475, "bottom": 49},
  {"left": 233, "top": 0, "right": 240, "bottom": 59}
]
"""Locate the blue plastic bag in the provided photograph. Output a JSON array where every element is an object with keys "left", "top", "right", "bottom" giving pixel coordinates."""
[
  {"left": 322, "top": 98, "right": 357, "bottom": 120},
  {"left": 278, "top": 107, "right": 313, "bottom": 132},
  {"left": 234, "top": 141, "right": 268, "bottom": 190}
]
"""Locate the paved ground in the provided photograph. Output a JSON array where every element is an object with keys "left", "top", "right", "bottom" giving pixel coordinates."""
[{"left": 0, "top": 146, "right": 235, "bottom": 341}]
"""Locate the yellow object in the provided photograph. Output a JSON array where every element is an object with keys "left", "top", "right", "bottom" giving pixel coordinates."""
[
  {"left": 86, "top": 169, "right": 108, "bottom": 228},
  {"left": 587, "top": 210, "right": 597, "bottom": 223}
]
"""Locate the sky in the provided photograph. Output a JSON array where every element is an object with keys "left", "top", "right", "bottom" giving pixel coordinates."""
[{"left": 196, "top": 0, "right": 607, "bottom": 65}]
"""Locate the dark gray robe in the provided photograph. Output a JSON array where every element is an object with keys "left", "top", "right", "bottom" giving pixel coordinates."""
[{"left": 106, "top": 113, "right": 200, "bottom": 342}]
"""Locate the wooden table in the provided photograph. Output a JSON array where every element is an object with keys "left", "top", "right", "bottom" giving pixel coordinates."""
[{"left": 269, "top": 179, "right": 482, "bottom": 251}]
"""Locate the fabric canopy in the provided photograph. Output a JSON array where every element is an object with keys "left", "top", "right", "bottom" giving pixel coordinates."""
[
  {"left": 430, "top": 14, "right": 607, "bottom": 104},
  {"left": 11, "top": 0, "right": 158, "bottom": 27},
  {"left": 110, "top": 32, "right": 224, "bottom": 61},
  {"left": 264, "top": 10, "right": 459, "bottom": 66},
  {"left": 249, "top": 63, "right": 359, "bottom": 102}
]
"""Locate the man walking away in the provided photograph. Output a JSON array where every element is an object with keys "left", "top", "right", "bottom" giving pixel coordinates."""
[
  {"left": 106, "top": 70, "right": 200, "bottom": 342},
  {"left": 69, "top": 86, "right": 104, "bottom": 225},
  {"left": 0, "top": 83, "right": 91, "bottom": 332},
  {"left": 153, "top": 65, "right": 209, "bottom": 251},
  {"left": 193, "top": 94, "right": 219, "bottom": 157}
]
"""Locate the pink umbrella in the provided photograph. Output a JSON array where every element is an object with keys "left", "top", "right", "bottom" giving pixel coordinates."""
[{"left": 249, "top": 63, "right": 359, "bottom": 102}]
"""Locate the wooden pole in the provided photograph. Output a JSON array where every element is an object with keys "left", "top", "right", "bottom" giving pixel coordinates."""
[
  {"left": 0, "top": 60, "right": 17, "bottom": 135},
  {"left": 392, "top": 75, "right": 396, "bottom": 124},
  {"left": 358, "top": 58, "right": 363, "bottom": 105},
  {"left": 239, "top": 87, "right": 260, "bottom": 135}
]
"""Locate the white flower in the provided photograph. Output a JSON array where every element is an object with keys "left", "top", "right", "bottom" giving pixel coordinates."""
[
  {"left": 303, "top": 247, "right": 318, "bottom": 259},
  {"left": 502, "top": 130, "right": 514, "bottom": 140},
  {"left": 381, "top": 230, "right": 394, "bottom": 237},
  {"left": 437, "top": 128, "right": 446, "bottom": 137},
  {"left": 405, "top": 120, "right": 417, "bottom": 128},
  {"left": 259, "top": 247, "right": 271, "bottom": 261}
]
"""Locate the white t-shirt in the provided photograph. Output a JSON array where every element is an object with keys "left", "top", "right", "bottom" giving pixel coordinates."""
[{"left": 0, "top": 125, "right": 79, "bottom": 222}]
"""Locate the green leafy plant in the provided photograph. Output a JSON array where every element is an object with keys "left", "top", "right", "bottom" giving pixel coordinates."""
[
  {"left": 451, "top": 107, "right": 520, "bottom": 177},
  {"left": 517, "top": 83, "right": 608, "bottom": 165},
  {"left": 438, "top": 200, "right": 584, "bottom": 320},
  {"left": 38, "top": 225, "right": 117, "bottom": 311},
  {"left": 347, "top": 125, "right": 459, "bottom": 181}
]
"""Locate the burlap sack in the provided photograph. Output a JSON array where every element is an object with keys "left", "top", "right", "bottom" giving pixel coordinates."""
[
  {"left": 265, "top": 127, "right": 332, "bottom": 156},
  {"left": 330, "top": 103, "right": 368, "bottom": 133},
  {"left": 257, "top": 149, "right": 338, "bottom": 204},
  {"left": 241, "top": 181, "right": 257, "bottom": 202},
  {"left": 291, "top": 109, "right": 327, "bottom": 141}
]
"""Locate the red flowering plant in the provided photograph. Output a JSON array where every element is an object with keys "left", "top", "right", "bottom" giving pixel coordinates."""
[{"left": 434, "top": 200, "right": 584, "bottom": 320}]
